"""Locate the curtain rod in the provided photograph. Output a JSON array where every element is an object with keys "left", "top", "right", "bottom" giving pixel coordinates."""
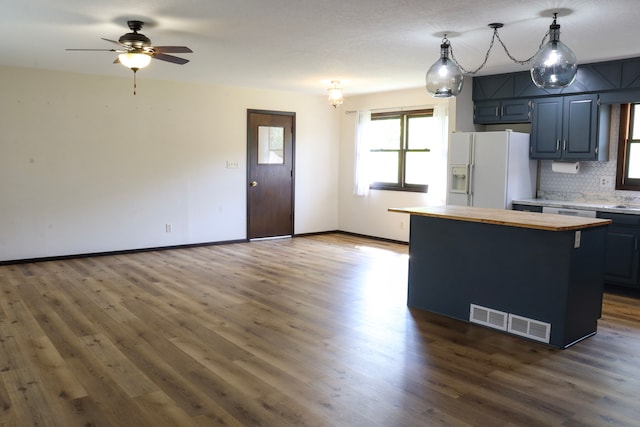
[{"left": 344, "top": 104, "right": 437, "bottom": 114}]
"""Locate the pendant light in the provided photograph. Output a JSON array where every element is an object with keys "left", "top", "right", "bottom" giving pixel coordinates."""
[
  {"left": 328, "top": 81, "right": 344, "bottom": 108},
  {"left": 530, "top": 13, "right": 577, "bottom": 88},
  {"left": 425, "top": 37, "right": 463, "bottom": 98},
  {"left": 424, "top": 12, "right": 577, "bottom": 98}
]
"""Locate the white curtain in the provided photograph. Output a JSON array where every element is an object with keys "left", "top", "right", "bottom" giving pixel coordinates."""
[
  {"left": 428, "top": 104, "right": 449, "bottom": 205},
  {"left": 353, "top": 111, "right": 371, "bottom": 196}
]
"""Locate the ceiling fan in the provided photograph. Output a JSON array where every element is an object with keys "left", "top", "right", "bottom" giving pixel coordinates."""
[{"left": 67, "top": 20, "right": 193, "bottom": 93}]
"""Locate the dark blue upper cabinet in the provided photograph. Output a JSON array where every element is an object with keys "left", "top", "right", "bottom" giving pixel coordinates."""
[
  {"left": 474, "top": 99, "right": 530, "bottom": 124},
  {"left": 473, "top": 56, "right": 640, "bottom": 102},
  {"left": 562, "top": 95, "right": 600, "bottom": 160},
  {"left": 530, "top": 97, "right": 563, "bottom": 159},
  {"left": 530, "top": 94, "right": 608, "bottom": 161},
  {"left": 472, "top": 74, "right": 514, "bottom": 100}
]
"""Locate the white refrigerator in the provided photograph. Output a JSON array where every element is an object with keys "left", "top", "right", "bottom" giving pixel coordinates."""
[{"left": 447, "top": 131, "right": 536, "bottom": 209}]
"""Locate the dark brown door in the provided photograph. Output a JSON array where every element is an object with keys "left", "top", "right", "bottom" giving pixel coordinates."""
[{"left": 247, "top": 110, "right": 295, "bottom": 239}]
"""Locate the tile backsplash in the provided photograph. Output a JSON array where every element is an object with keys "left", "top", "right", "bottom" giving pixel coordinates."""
[{"left": 537, "top": 159, "right": 640, "bottom": 205}]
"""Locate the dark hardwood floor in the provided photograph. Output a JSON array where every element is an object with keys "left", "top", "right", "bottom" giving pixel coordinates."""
[{"left": 0, "top": 233, "right": 639, "bottom": 426}]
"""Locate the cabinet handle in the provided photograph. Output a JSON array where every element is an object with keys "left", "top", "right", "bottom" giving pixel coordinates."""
[
  {"left": 495, "top": 107, "right": 500, "bottom": 117},
  {"left": 500, "top": 106, "right": 504, "bottom": 117},
  {"left": 556, "top": 140, "right": 560, "bottom": 152},
  {"left": 563, "top": 140, "right": 567, "bottom": 151}
]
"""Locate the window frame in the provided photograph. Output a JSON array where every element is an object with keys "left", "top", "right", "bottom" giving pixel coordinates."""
[
  {"left": 616, "top": 103, "right": 640, "bottom": 191},
  {"left": 368, "top": 109, "right": 433, "bottom": 193}
]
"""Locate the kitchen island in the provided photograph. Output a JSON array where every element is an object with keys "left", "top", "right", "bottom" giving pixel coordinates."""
[{"left": 389, "top": 206, "right": 611, "bottom": 348}]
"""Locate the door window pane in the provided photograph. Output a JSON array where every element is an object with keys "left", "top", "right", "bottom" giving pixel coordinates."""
[{"left": 258, "top": 126, "right": 284, "bottom": 164}]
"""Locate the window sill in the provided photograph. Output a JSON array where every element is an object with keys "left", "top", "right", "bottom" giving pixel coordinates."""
[{"left": 369, "top": 185, "right": 428, "bottom": 193}]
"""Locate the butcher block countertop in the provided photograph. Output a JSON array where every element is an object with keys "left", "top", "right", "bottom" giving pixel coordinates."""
[{"left": 388, "top": 205, "right": 611, "bottom": 231}]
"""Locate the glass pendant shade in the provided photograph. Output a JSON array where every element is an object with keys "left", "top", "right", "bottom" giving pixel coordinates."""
[
  {"left": 426, "top": 42, "right": 464, "bottom": 98},
  {"left": 118, "top": 52, "right": 152, "bottom": 70},
  {"left": 530, "top": 19, "right": 577, "bottom": 89}
]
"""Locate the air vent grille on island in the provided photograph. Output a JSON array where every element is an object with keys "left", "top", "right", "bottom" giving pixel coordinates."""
[
  {"left": 470, "top": 304, "right": 551, "bottom": 343},
  {"left": 469, "top": 304, "right": 508, "bottom": 330}
]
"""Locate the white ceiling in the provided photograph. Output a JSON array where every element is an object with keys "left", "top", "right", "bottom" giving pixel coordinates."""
[{"left": 2, "top": 0, "right": 640, "bottom": 96}]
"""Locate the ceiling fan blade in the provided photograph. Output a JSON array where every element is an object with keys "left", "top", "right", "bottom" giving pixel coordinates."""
[
  {"left": 66, "top": 48, "right": 124, "bottom": 52},
  {"left": 153, "top": 46, "right": 193, "bottom": 54},
  {"left": 101, "top": 38, "right": 124, "bottom": 46},
  {"left": 152, "top": 53, "right": 190, "bottom": 65}
]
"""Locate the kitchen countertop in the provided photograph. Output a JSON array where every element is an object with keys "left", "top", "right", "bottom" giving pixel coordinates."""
[
  {"left": 389, "top": 206, "right": 611, "bottom": 231},
  {"left": 514, "top": 199, "right": 640, "bottom": 215}
]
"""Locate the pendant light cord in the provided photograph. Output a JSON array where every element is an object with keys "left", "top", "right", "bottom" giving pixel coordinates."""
[{"left": 449, "top": 27, "right": 550, "bottom": 75}]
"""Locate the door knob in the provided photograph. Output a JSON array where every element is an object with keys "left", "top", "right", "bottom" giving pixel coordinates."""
[{"left": 250, "top": 181, "right": 258, "bottom": 187}]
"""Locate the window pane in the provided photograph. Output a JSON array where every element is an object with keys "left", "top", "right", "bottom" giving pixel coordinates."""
[
  {"left": 632, "top": 105, "right": 640, "bottom": 139},
  {"left": 407, "top": 116, "right": 435, "bottom": 150},
  {"left": 369, "top": 151, "right": 399, "bottom": 183},
  {"left": 369, "top": 118, "right": 401, "bottom": 149},
  {"left": 405, "top": 152, "right": 429, "bottom": 185},
  {"left": 629, "top": 142, "right": 640, "bottom": 178}
]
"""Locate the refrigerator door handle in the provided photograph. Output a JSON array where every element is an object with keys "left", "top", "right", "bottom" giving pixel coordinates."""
[{"left": 467, "top": 136, "right": 475, "bottom": 204}]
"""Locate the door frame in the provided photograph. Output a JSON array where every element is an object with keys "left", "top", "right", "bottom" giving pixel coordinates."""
[{"left": 246, "top": 109, "right": 296, "bottom": 239}]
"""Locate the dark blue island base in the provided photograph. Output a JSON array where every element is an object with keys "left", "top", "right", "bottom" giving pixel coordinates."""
[{"left": 392, "top": 206, "right": 610, "bottom": 349}]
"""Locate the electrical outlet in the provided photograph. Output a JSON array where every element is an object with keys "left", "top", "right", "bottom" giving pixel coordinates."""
[
  {"left": 165, "top": 224, "right": 172, "bottom": 233},
  {"left": 226, "top": 160, "right": 239, "bottom": 169},
  {"left": 599, "top": 176, "right": 612, "bottom": 189}
]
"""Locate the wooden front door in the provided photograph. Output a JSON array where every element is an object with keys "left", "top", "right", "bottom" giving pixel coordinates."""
[{"left": 247, "top": 110, "right": 295, "bottom": 239}]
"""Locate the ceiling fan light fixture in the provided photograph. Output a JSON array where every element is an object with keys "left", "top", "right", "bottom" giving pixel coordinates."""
[{"left": 118, "top": 52, "right": 152, "bottom": 70}]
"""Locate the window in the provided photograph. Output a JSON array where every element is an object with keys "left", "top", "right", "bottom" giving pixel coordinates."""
[
  {"left": 368, "top": 109, "right": 435, "bottom": 192},
  {"left": 617, "top": 104, "right": 640, "bottom": 190}
]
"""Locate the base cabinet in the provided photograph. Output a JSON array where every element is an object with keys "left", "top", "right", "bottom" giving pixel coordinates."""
[
  {"left": 512, "top": 203, "right": 543, "bottom": 213},
  {"left": 407, "top": 214, "right": 607, "bottom": 348},
  {"left": 597, "top": 212, "right": 640, "bottom": 288}
]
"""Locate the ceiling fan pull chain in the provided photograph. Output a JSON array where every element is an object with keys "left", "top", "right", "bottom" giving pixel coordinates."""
[{"left": 133, "top": 69, "right": 138, "bottom": 95}]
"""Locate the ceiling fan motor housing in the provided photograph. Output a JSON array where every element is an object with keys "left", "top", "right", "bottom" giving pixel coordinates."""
[{"left": 119, "top": 21, "right": 151, "bottom": 49}]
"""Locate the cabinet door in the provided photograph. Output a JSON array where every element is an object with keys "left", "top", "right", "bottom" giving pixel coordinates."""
[
  {"left": 512, "top": 203, "right": 543, "bottom": 213},
  {"left": 474, "top": 99, "right": 530, "bottom": 124},
  {"left": 501, "top": 99, "right": 530, "bottom": 122},
  {"left": 530, "top": 97, "right": 563, "bottom": 159},
  {"left": 474, "top": 100, "right": 501, "bottom": 123},
  {"left": 603, "top": 226, "right": 640, "bottom": 287},
  {"left": 562, "top": 94, "right": 599, "bottom": 160}
]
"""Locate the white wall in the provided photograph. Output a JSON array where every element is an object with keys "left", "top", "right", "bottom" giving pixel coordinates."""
[
  {"left": 0, "top": 66, "right": 339, "bottom": 261},
  {"left": 337, "top": 87, "right": 454, "bottom": 242}
]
